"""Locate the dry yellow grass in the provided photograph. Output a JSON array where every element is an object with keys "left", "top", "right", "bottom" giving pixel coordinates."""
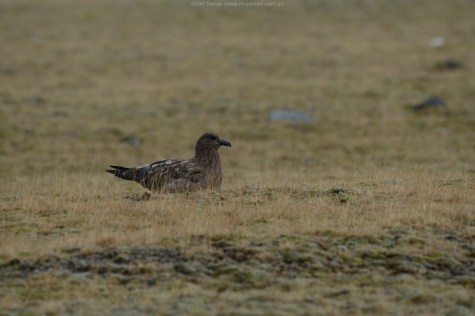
[
  {"left": 1, "top": 169, "right": 474, "bottom": 256},
  {"left": 1, "top": 0, "right": 475, "bottom": 314}
]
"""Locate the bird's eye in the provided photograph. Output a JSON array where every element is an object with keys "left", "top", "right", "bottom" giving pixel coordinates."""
[{"left": 210, "top": 136, "right": 217, "bottom": 140}]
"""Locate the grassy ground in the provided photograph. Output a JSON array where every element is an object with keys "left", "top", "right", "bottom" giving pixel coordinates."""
[{"left": 1, "top": 0, "right": 475, "bottom": 314}]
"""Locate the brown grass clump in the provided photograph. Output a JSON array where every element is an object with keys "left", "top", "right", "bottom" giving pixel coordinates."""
[{"left": 1, "top": 0, "right": 475, "bottom": 314}]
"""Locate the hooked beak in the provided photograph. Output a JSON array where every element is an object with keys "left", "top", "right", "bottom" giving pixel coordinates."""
[{"left": 219, "top": 139, "right": 232, "bottom": 147}]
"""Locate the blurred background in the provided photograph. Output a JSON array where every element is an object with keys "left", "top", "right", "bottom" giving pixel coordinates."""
[{"left": 1, "top": 0, "right": 474, "bottom": 189}]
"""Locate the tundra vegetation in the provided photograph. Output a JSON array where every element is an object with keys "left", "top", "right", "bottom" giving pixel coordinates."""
[{"left": 1, "top": 0, "right": 475, "bottom": 315}]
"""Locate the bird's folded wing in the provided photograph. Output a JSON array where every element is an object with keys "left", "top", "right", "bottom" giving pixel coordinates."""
[
  {"left": 149, "top": 159, "right": 205, "bottom": 192},
  {"left": 150, "top": 158, "right": 204, "bottom": 181}
]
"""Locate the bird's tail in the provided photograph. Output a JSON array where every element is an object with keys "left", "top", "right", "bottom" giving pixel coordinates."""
[{"left": 106, "top": 165, "right": 133, "bottom": 180}]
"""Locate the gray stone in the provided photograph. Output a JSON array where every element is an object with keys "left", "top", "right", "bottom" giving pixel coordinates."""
[
  {"left": 412, "top": 96, "right": 446, "bottom": 111},
  {"left": 269, "top": 110, "right": 314, "bottom": 122}
]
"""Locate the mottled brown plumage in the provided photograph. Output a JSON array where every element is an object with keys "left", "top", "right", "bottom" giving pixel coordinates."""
[{"left": 106, "top": 133, "right": 231, "bottom": 193}]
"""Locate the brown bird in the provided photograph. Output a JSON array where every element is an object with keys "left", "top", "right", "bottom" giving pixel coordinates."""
[{"left": 106, "top": 133, "right": 231, "bottom": 193}]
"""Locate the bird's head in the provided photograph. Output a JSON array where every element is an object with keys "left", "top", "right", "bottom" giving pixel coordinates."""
[{"left": 195, "top": 133, "right": 231, "bottom": 157}]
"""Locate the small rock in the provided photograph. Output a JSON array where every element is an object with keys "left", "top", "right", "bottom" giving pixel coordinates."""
[
  {"left": 67, "top": 260, "right": 76, "bottom": 271},
  {"left": 435, "top": 59, "right": 463, "bottom": 71},
  {"left": 269, "top": 110, "right": 314, "bottom": 122},
  {"left": 287, "top": 269, "right": 297, "bottom": 279},
  {"left": 430, "top": 37, "right": 445, "bottom": 47},
  {"left": 423, "top": 263, "right": 435, "bottom": 270},
  {"left": 412, "top": 95, "right": 446, "bottom": 111},
  {"left": 147, "top": 278, "right": 157, "bottom": 286},
  {"left": 75, "top": 259, "right": 90, "bottom": 272},
  {"left": 122, "top": 136, "right": 140, "bottom": 145}
]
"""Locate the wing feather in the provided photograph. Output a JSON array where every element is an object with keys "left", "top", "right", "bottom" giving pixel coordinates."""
[{"left": 138, "top": 158, "right": 203, "bottom": 191}]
